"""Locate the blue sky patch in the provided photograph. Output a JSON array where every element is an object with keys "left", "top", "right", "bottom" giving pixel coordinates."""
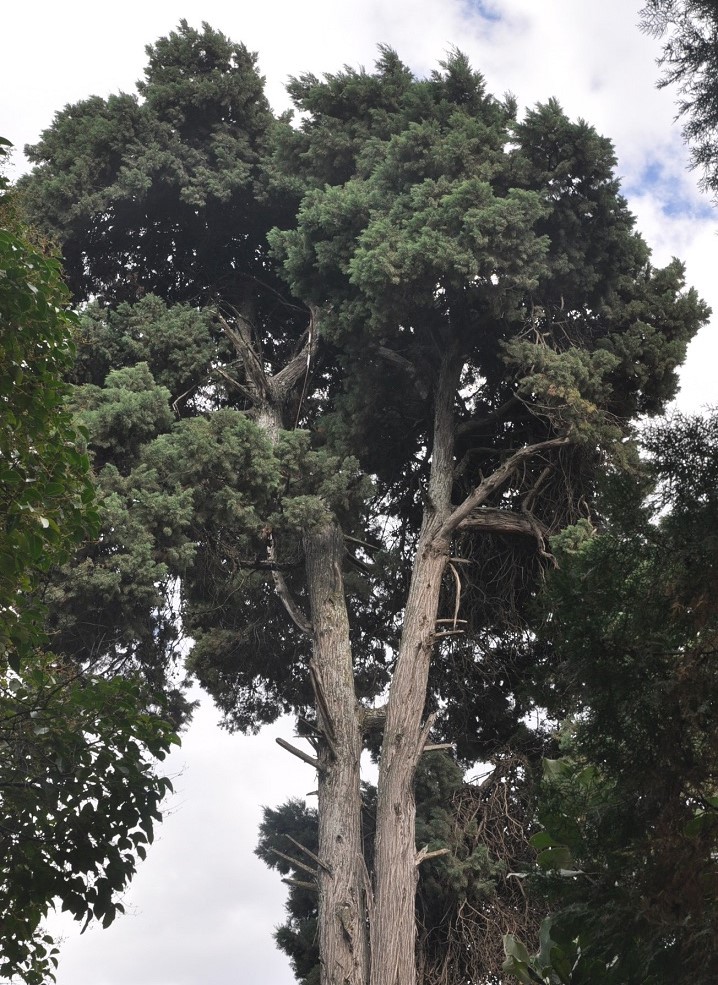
[
  {"left": 462, "top": 0, "right": 502, "bottom": 22},
  {"left": 626, "top": 159, "right": 714, "bottom": 220}
]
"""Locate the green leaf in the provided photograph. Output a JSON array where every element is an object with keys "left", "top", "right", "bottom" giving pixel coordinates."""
[{"left": 536, "top": 845, "right": 573, "bottom": 870}]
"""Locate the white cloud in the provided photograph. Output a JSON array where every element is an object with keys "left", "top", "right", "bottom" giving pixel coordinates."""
[{"left": 47, "top": 696, "right": 312, "bottom": 985}]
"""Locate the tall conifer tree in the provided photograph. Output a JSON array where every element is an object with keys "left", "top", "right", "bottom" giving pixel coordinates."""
[{"left": 21, "top": 28, "right": 708, "bottom": 984}]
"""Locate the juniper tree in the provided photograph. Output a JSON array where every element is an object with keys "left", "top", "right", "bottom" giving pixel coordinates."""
[{"left": 20, "top": 29, "right": 708, "bottom": 985}]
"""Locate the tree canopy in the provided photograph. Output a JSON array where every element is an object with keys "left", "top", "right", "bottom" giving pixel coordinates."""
[{"left": 504, "top": 412, "right": 718, "bottom": 985}]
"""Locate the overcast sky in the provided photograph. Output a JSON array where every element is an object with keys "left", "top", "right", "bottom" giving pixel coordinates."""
[{"left": 2, "top": 2, "right": 717, "bottom": 984}]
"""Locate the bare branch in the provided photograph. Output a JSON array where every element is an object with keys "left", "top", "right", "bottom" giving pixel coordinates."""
[
  {"left": 286, "top": 834, "right": 334, "bottom": 876},
  {"left": 448, "top": 562, "right": 462, "bottom": 629},
  {"left": 422, "top": 743, "right": 456, "bottom": 753},
  {"left": 344, "top": 533, "right": 383, "bottom": 553},
  {"left": 217, "top": 312, "right": 268, "bottom": 399},
  {"left": 267, "top": 538, "right": 312, "bottom": 635},
  {"left": 275, "top": 737, "right": 322, "bottom": 771},
  {"left": 309, "top": 660, "right": 338, "bottom": 743},
  {"left": 212, "top": 365, "right": 257, "bottom": 404},
  {"left": 521, "top": 464, "right": 553, "bottom": 513},
  {"left": 272, "top": 566, "right": 313, "bottom": 635},
  {"left": 270, "top": 847, "right": 320, "bottom": 878},
  {"left": 415, "top": 846, "right": 451, "bottom": 866},
  {"left": 282, "top": 877, "right": 318, "bottom": 892},
  {"left": 415, "top": 711, "right": 438, "bottom": 761}
]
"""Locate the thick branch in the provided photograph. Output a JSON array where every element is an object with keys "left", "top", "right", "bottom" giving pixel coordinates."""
[
  {"left": 436, "top": 436, "right": 571, "bottom": 543},
  {"left": 415, "top": 847, "right": 451, "bottom": 866},
  {"left": 272, "top": 304, "right": 320, "bottom": 400},
  {"left": 457, "top": 506, "right": 549, "bottom": 540}
]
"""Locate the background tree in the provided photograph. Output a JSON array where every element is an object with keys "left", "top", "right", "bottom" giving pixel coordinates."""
[
  {"left": 19, "top": 34, "right": 708, "bottom": 985},
  {"left": 0, "top": 139, "right": 178, "bottom": 985},
  {"left": 258, "top": 752, "right": 542, "bottom": 985},
  {"left": 505, "top": 412, "right": 718, "bottom": 985},
  {"left": 641, "top": 0, "right": 718, "bottom": 200}
]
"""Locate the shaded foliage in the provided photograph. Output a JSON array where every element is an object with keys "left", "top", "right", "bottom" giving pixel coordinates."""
[
  {"left": 506, "top": 412, "right": 718, "bottom": 984},
  {"left": 19, "top": 21, "right": 292, "bottom": 307}
]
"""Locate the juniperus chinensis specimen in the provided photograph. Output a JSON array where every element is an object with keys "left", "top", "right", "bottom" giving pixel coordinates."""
[{"left": 21, "top": 32, "right": 708, "bottom": 984}]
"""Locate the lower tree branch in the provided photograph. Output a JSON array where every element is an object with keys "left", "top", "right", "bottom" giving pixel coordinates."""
[{"left": 415, "top": 846, "right": 451, "bottom": 866}]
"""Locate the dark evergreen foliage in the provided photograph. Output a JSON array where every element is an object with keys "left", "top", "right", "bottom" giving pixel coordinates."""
[
  {"left": 0, "top": 139, "right": 178, "bottom": 985},
  {"left": 20, "top": 21, "right": 291, "bottom": 307},
  {"left": 505, "top": 413, "right": 718, "bottom": 984}
]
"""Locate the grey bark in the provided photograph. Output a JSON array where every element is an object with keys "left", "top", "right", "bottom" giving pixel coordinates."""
[
  {"left": 370, "top": 346, "right": 462, "bottom": 985},
  {"left": 305, "top": 523, "right": 369, "bottom": 985}
]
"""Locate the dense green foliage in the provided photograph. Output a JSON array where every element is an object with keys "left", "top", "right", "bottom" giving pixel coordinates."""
[
  {"left": 641, "top": 0, "right": 718, "bottom": 199},
  {"left": 17, "top": 25, "right": 710, "bottom": 982},
  {"left": 27, "top": 35, "right": 705, "bottom": 747},
  {"left": 0, "top": 139, "right": 178, "bottom": 984},
  {"left": 504, "top": 413, "right": 718, "bottom": 984},
  {"left": 0, "top": 139, "right": 95, "bottom": 668},
  {"left": 20, "top": 21, "right": 286, "bottom": 307}
]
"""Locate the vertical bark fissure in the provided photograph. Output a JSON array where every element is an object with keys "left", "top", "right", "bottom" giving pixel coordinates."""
[
  {"left": 370, "top": 347, "right": 463, "bottom": 985},
  {"left": 305, "top": 523, "right": 369, "bottom": 985}
]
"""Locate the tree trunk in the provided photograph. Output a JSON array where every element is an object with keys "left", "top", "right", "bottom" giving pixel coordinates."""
[
  {"left": 305, "top": 523, "right": 370, "bottom": 985},
  {"left": 224, "top": 311, "right": 369, "bottom": 983},
  {"left": 369, "top": 347, "right": 461, "bottom": 985}
]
